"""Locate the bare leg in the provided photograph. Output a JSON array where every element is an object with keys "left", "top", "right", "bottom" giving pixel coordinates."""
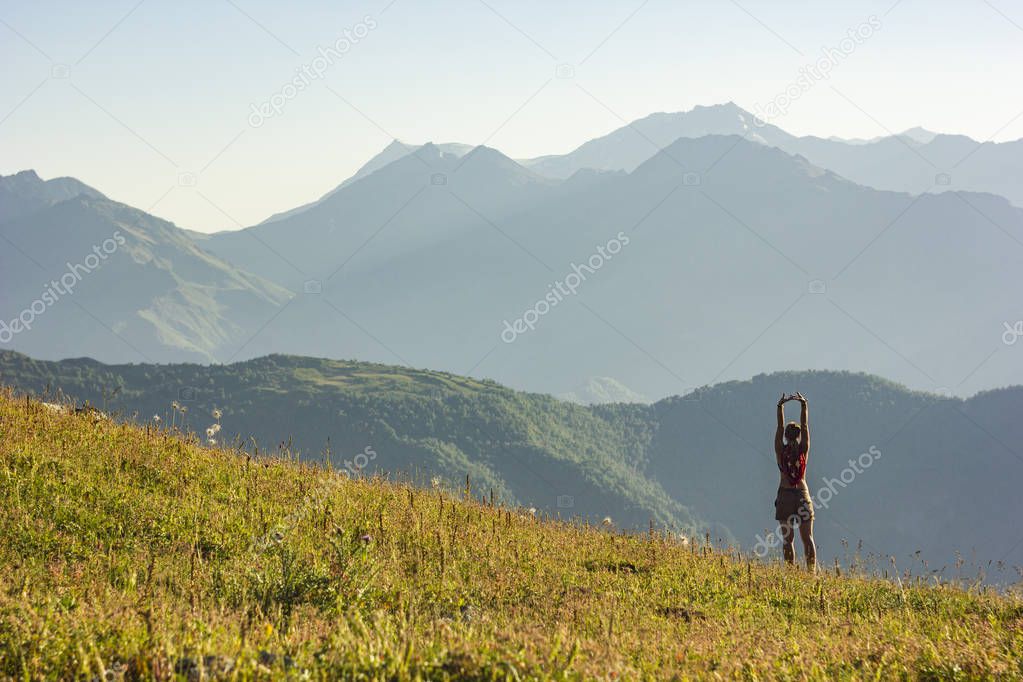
[
  {"left": 799, "top": 518, "right": 817, "bottom": 573},
  {"left": 779, "top": 520, "right": 795, "bottom": 565}
]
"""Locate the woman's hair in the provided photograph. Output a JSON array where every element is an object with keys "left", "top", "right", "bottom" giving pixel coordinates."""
[{"left": 784, "top": 421, "right": 802, "bottom": 441}]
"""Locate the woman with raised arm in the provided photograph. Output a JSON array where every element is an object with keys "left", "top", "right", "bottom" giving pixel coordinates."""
[{"left": 774, "top": 392, "right": 816, "bottom": 572}]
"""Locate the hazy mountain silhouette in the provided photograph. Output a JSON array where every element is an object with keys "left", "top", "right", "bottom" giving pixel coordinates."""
[
  {"left": 558, "top": 376, "right": 650, "bottom": 405},
  {"left": 4, "top": 111, "right": 1021, "bottom": 399},
  {"left": 787, "top": 133, "right": 1023, "bottom": 206},
  {"left": 195, "top": 136, "right": 1023, "bottom": 399},
  {"left": 258, "top": 141, "right": 475, "bottom": 225},
  {"left": 826, "top": 128, "right": 937, "bottom": 146},
  {"left": 522, "top": 102, "right": 783, "bottom": 178},
  {"left": 0, "top": 172, "right": 291, "bottom": 363},
  {"left": 893, "top": 126, "right": 938, "bottom": 145},
  {"left": 521, "top": 103, "right": 1023, "bottom": 206},
  {"left": 0, "top": 169, "right": 106, "bottom": 223},
  {"left": 202, "top": 143, "right": 556, "bottom": 292}
]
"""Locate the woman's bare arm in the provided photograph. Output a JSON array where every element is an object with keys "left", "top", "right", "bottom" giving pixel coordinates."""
[
  {"left": 797, "top": 392, "right": 809, "bottom": 455},
  {"left": 775, "top": 393, "right": 786, "bottom": 456}
]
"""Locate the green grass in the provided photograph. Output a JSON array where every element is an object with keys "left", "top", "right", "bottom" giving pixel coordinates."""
[
  {"left": 1, "top": 389, "right": 1021, "bottom": 680},
  {"left": 0, "top": 351, "right": 700, "bottom": 532}
]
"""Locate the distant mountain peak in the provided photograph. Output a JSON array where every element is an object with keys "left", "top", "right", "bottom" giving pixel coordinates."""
[
  {"left": 636, "top": 101, "right": 753, "bottom": 124},
  {"left": 563, "top": 167, "right": 626, "bottom": 187},
  {"left": 694, "top": 101, "right": 743, "bottom": 112},
  {"left": 559, "top": 377, "right": 650, "bottom": 405},
  {"left": 636, "top": 133, "right": 825, "bottom": 180},
  {"left": 414, "top": 141, "right": 441, "bottom": 160},
  {"left": 452, "top": 145, "right": 545, "bottom": 183},
  {"left": 461, "top": 144, "right": 507, "bottom": 161},
  {"left": 898, "top": 126, "right": 938, "bottom": 144},
  {"left": 257, "top": 140, "right": 478, "bottom": 225},
  {"left": 0, "top": 170, "right": 107, "bottom": 222},
  {"left": 929, "top": 132, "right": 978, "bottom": 145},
  {"left": 521, "top": 102, "right": 787, "bottom": 178}
]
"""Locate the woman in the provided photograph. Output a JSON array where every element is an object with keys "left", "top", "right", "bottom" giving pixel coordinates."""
[{"left": 774, "top": 392, "right": 816, "bottom": 572}]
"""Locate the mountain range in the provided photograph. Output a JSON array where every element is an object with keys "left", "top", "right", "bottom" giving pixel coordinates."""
[
  {"left": 0, "top": 170, "right": 290, "bottom": 363},
  {"left": 3, "top": 350, "right": 1021, "bottom": 581},
  {"left": 2, "top": 102, "right": 1021, "bottom": 400},
  {"left": 520, "top": 103, "right": 1023, "bottom": 206},
  {"left": 200, "top": 134, "right": 1023, "bottom": 399}
]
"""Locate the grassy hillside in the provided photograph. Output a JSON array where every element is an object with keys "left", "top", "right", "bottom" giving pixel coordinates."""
[
  {"left": 5, "top": 352, "right": 1023, "bottom": 578},
  {"left": 0, "top": 352, "right": 698, "bottom": 532},
  {"left": 1, "top": 389, "right": 1022, "bottom": 679}
]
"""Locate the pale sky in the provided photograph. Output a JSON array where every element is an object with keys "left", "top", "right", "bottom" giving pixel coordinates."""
[{"left": 2, "top": 0, "right": 1022, "bottom": 232}]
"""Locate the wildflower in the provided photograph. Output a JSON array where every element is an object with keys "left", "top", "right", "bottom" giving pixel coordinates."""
[
  {"left": 212, "top": 408, "right": 222, "bottom": 420},
  {"left": 205, "top": 424, "right": 221, "bottom": 439},
  {"left": 171, "top": 401, "right": 181, "bottom": 410},
  {"left": 527, "top": 507, "right": 537, "bottom": 516},
  {"left": 152, "top": 415, "right": 161, "bottom": 423},
  {"left": 431, "top": 476, "right": 441, "bottom": 489},
  {"left": 602, "top": 516, "right": 614, "bottom": 527},
  {"left": 360, "top": 533, "right": 372, "bottom": 544}
]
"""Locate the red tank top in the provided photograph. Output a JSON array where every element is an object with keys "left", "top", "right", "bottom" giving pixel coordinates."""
[{"left": 779, "top": 441, "right": 807, "bottom": 485}]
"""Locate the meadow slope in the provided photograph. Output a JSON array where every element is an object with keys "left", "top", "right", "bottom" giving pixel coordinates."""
[
  {"left": 6, "top": 350, "right": 1023, "bottom": 576},
  {"left": 0, "top": 351, "right": 701, "bottom": 533},
  {"left": 1, "top": 389, "right": 1022, "bottom": 679}
]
